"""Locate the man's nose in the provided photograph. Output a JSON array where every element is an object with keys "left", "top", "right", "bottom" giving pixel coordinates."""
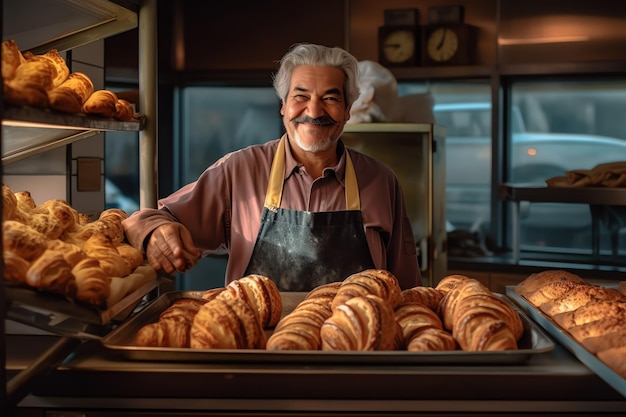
[{"left": 306, "top": 99, "right": 325, "bottom": 118}]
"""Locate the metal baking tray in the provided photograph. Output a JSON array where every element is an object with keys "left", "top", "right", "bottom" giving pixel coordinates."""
[
  {"left": 506, "top": 286, "right": 625, "bottom": 397},
  {"left": 5, "top": 276, "right": 161, "bottom": 339},
  {"left": 101, "top": 290, "right": 554, "bottom": 364}
]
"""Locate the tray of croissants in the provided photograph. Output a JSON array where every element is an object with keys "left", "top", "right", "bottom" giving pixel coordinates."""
[
  {"left": 506, "top": 270, "right": 626, "bottom": 396},
  {"left": 2, "top": 184, "right": 158, "bottom": 331},
  {"left": 101, "top": 270, "right": 554, "bottom": 364},
  {"left": 2, "top": 39, "right": 141, "bottom": 124}
]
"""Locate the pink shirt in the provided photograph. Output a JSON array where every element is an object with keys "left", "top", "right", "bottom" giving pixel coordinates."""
[{"left": 123, "top": 135, "right": 421, "bottom": 289}]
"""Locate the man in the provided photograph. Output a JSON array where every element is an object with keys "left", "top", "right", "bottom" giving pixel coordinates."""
[{"left": 123, "top": 43, "right": 421, "bottom": 291}]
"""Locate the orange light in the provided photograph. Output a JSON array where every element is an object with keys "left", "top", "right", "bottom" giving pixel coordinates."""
[{"left": 527, "top": 148, "right": 537, "bottom": 156}]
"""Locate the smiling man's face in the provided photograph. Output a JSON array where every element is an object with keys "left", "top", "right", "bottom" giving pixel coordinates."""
[{"left": 281, "top": 65, "right": 351, "bottom": 153}]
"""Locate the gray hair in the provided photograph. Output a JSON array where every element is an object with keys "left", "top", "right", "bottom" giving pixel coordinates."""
[{"left": 273, "top": 43, "right": 360, "bottom": 109}]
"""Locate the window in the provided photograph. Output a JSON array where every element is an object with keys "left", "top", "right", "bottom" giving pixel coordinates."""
[
  {"left": 509, "top": 80, "right": 626, "bottom": 254},
  {"left": 179, "top": 87, "right": 282, "bottom": 184}
]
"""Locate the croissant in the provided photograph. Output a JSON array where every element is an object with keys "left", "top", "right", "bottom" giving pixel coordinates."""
[
  {"left": 267, "top": 297, "right": 333, "bottom": 350},
  {"left": 304, "top": 281, "right": 342, "bottom": 301},
  {"left": 201, "top": 287, "right": 225, "bottom": 300},
  {"left": 1, "top": 39, "right": 25, "bottom": 80},
  {"left": 115, "top": 242, "right": 144, "bottom": 270},
  {"left": 3, "top": 59, "right": 53, "bottom": 108},
  {"left": 435, "top": 274, "right": 472, "bottom": 295},
  {"left": 48, "top": 71, "right": 94, "bottom": 113},
  {"left": 2, "top": 250, "right": 30, "bottom": 284},
  {"left": 136, "top": 298, "right": 206, "bottom": 348},
  {"left": 2, "top": 184, "right": 18, "bottom": 221},
  {"left": 2, "top": 220, "right": 48, "bottom": 261},
  {"left": 331, "top": 269, "right": 402, "bottom": 311},
  {"left": 24, "top": 49, "right": 69, "bottom": 89},
  {"left": 83, "top": 89, "right": 118, "bottom": 118},
  {"left": 400, "top": 286, "right": 444, "bottom": 311},
  {"left": 190, "top": 296, "right": 266, "bottom": 349},
  {"left": 114, "top": 98, "right": 135, "bottom": 121},
  {"left": 82, "top": 233, "right": 133, "bottom": 277},
  {"left": 394, "top": 302, "right": 456, "bottom": 351},
  {"left": 72, "top": 257, "right": 110, "bottom": 307},
  {"left": 217, "top": 274, "right": 282, "bottom": 327},
  {"left": 321, "top": 294, "right": 399, "bottom": 351},
  {"left": 440, "top": 278, "right": 524, "bottom": 351},
  {"left": 26, "top": 250, "right": 76, "bottom": 297},
  {"left": 47, "top": 239, "right": 87, "bottom": 267}
]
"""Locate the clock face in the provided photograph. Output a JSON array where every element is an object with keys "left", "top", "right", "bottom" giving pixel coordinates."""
[
  {"left": 382, "top": 30, "right": 416, "bottom": 64},
  {"left": 426, "top": 27, "right": 459, "bottom": 63}
]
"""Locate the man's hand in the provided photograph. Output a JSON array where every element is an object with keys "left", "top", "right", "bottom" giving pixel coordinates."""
[{"left": 146, "top": 223, "right": 200, "bottom": 274}]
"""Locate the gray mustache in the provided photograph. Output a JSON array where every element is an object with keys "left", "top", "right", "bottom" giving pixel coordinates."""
[{"left": 292, "top": 116, "right": 337, "bottom": 126}]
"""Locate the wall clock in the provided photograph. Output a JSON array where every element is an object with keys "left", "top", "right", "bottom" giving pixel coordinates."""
[
  {"left": 422, "top": 23, "right": 476, "bottom": 66},
  {"left": 422, "top": 5, "right": 476, "bottom": 66},
  {"left": 378, "top": 26, "right": 419, "bottom": 67}
]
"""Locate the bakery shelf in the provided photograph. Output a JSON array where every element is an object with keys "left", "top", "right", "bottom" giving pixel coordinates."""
[
  {"left": 2, "top": 106, "right": 145, "bottom": 164},
  {"left": 3, "top": 0, "right": 137, "bottom": 54}
]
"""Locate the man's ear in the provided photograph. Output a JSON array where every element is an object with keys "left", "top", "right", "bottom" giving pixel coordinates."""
[{"left": 280, "top": 100, "right": 285, "bottom": 115}]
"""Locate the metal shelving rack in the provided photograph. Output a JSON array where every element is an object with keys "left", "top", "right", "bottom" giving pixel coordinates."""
[{"left": 1, "top": 0, "right": 156, "bottom": 409}]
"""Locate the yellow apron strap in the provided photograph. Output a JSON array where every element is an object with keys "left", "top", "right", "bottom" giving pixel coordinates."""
[
  {"left": 264, "top": 136, "right": 361, "bottom": 210},
  {"left": 264, "top": 137, "right": 287, "bottom": 209},
  {"left": 344, "top": 152, "right": 360, "bottom": 210}
]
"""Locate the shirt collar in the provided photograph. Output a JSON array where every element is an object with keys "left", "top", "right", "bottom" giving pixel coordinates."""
[{"left": 282, "top": 134, "right": 348, "bottom": 185}]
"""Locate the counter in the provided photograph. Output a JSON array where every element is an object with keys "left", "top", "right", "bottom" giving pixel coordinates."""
[{"left": 6, "top": 334, "right": 626, "bottom": 416}]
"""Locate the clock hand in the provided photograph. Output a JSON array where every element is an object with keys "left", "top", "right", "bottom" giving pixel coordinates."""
[
  {"left": 436, "top": 29, "right": 447, "bottom": 50},
  {"left": 384, "top": 43, "right": 401, "bottom": 49}
]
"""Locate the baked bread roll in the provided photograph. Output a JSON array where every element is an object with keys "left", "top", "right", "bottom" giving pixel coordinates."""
[
  {"left": 583, "top": 330, "right": 626, "bottom": 354},
  {"left": 48, "top": 72, "right": 94, "bottom": 113},
  {"left": 539, "top": 285, "right": 626, "bottom": 316},
  {"left": 331, "top": 269, "right": 402, "bottom": 311},
  {"left": 267, "top": 297, "right": 333, "bottom": 350},
  {"left": 83, "top": 89, "right": 118, "bottom": 118},
  {"left": 217, "top": 274, "right": 282, "bottom": 327},
  {"left": 190, "top": 296, "right": 266, "bottom": 349},
  {"left": 3, "top": 220, "right": 48, "bottom": 261},
  {"left": 597, "top": 346, "right": 626, "bottom": 378},
  {"left": 400, "top": 286, "right": 444, "bottom": 311},
  {"left": 72, "top": 257, "right": 110, "bottom": 307},
  {"left": 515, "top": 269, "right": 585, "bottom": 297},
  {"left": 3, "top": 250, "right": 30, "bottom": 284},
  {"left": 524, "top": 280, "right": 588, "bottom": 307},
  {"left": 565, "top": 315, "right": 626, "bottom": 342},
  {"left": 321, "top": 294, "right": 399, "bottom": 351},
  {"left": 26, "top": 250, "right": 76, "bottom": 297},
  {"left": 552, "top": 300, "right": 626, "bottom": 329}
]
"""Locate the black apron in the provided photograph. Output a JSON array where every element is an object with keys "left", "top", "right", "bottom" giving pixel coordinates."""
[{"left": 244, "top": 137, "right": 374, "bottom": 291}]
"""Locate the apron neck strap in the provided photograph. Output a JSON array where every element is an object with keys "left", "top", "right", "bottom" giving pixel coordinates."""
[{"left": 264, "top": 136, "right": 360, "bottom": 210}]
